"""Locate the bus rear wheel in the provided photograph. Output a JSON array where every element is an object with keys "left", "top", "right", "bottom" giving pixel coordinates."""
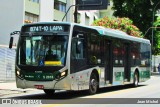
[
  {"left": 88, "top": 73, "right": 98, "bottom": 95},
  {"left": 133, "top": 72, "right": 139, "bottom": 87},
  {"left": 43, "top": 89, "right": 55, "bottom": 95}
]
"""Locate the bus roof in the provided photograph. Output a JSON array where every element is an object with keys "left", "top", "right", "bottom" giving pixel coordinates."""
[
  {"left": 74, "top": 23, "right": 150, "bottom": 44},
  {"left": 92, "top": 26, "right": 150, "bottom": 44},
  {"left": 22, "top": 22, "right": 150, "bottom": 44},
  {"left": 22, "top": 21, "right": 71, "bottom": 26}
]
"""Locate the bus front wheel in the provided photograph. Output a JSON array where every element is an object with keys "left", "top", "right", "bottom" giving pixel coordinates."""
[
  {"left": 88, "top": 73, "right": 98, "bottom": 95},
  {"left": 43, "top": 89, "right": 55, "bottom": 95}
]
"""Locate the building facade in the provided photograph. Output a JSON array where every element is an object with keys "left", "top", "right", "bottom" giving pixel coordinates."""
[
  {"left": 0, "top": 0, "right": 114, "bottom": 46},
  {"left": 25, "top": 0, "right": 74, "bottom": 23},
  {"left": 77, "top": 0, "right": 114, "bottom": 26},
  {"left": 0, "top": 0, "right": 113, "bottom": 81},
  {"left": 0, "top": 0, "right": 74, "bottom": 81}
]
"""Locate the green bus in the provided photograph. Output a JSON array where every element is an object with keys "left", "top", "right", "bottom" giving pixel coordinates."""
[{"left": 9, "top": 22, "right": 151, "bottom": 95}]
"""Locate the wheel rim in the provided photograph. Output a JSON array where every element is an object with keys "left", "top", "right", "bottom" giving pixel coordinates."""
[
  {"left": 90, "top": 78, "right": 97, "bottom": 93},
  {"left": 134, "top": 74, "right": 138, "bottom": 86}
]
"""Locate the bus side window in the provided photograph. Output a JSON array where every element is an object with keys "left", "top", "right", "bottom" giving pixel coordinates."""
[
  {"left": 71, "top": 36, "right": 85, "bottom": 59},
  {"left": 87, "top": 33, "right": 102, "bottom": 65}
]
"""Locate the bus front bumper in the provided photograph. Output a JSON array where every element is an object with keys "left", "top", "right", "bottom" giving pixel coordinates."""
[{"left": 16, "top": 77, "right": 71, "bottom": 90}]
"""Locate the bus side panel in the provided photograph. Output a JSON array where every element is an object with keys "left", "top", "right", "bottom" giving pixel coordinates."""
[
  {"left": 138, "top": 67, "right": 151, "bottom": 82},
  {"left": 112, "top": 67, "right": 124, "bottom": 86},
  {"left": 70, "top": 67, "right": 100, "bottom": 91}
]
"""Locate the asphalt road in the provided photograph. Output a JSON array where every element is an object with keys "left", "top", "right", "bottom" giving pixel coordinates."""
[{"left": 1, "top": 75, "right": 160, "bottom": 107}]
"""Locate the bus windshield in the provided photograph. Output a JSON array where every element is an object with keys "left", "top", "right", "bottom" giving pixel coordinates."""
[{"left": 18, "top": 35, "right": 68, "bottom": 66}]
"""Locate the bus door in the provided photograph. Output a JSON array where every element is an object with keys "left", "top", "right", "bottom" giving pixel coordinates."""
[
  {"left": 104, "top": 40, "right": 113, "bottom": 84},
  {"left": 124, "top": 43, "right": 131, "bottom": 82}
]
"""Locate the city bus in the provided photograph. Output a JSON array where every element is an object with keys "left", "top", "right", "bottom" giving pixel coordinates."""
[{"left": 9, "top": 22, "right": 151, "bottom": 95}]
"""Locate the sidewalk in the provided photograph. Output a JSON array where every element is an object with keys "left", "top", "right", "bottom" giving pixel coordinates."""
[
  {"left": 151, "top": 72, "right": 160, "bottom": 75},
  {"left": 0, "top": 81, "right": 22, "bottom": 97},
  {"left": 0, "top": 81, "right": 37, "bottom": 91},
  {"left": 0, "top": 81, "right": 37, "bottom": 97},
  {"left": 0, "top": 81, "right": 17, "bottom": 90}
]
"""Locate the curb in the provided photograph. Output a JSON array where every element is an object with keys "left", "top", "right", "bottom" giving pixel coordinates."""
[{"left": 151, "top": 72, "right": 160, "bottom": 76}]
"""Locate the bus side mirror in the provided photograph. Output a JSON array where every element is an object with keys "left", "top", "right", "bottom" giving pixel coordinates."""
[
  {"left": 9, "top": 37, "right": 13, "bottom": 49},
  {"left": 9, "top": 31, "right": 20, "bottom": 49}
]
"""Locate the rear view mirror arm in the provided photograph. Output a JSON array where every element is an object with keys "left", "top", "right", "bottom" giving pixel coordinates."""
[{"left": 9, "top": 31, "right": 20, "bottom": 49}]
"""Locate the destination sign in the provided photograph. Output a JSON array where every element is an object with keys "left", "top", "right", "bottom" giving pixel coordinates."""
[{"left": 22, "top": 25, "right": 70, "bottom": 32}]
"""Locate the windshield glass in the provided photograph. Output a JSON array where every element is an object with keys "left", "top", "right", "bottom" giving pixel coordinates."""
[{"left": 18, "top": 35, "right": 68, "bottom": 66}]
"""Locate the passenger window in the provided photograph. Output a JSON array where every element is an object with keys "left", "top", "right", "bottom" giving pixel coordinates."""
[
  {"left": 71, "top": 34, "right": 85, "bottom": 59},
  {"left": 113, "top": 40, "right": 124, "bottom": 67},
  {"left": 87, "top": 33, "right": 103, "bottom": 65}
]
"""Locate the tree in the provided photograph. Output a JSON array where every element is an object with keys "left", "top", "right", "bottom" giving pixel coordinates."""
[
  {"left": 92, "top": 17, "right": 143, "bottom": 38},
  {"left": 154, "top": 16, "right": 160, "bottom": 54},
  {"left": 112, "top": 0, "right": 160, "bottom": 54}
]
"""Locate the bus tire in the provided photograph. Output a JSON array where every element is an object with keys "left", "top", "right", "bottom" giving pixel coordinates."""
[
  {"left": 43, "top": 89, "right": 55, "bottom": 95},
  {"left": 133, "top": 72, "right": 139, "bottom": 87},
  {"left": 88, "top": 72, "right": 98, "bottom": 95}
]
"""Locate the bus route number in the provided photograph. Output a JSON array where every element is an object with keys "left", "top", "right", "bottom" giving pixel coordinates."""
[{"left": 29, "top": 26, "right": 64, "bottom": 32}]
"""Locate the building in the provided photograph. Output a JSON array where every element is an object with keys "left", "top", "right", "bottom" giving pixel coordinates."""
[
  {"left": 0, "top": 0, "right": 113, "bottom": 81},
  {"left": 0, "top": 0, "right": 113, "bottom": 45},
  {"left": 25, "top": 0, "right": 74, "bottom": 23},
  {"left": 0, "top": 0, "right": 73, "bottom": 46},
  {"left": 0, "top": 0, "right": 74, "bottom": 81},
  {"left": 77, "top": 0, "right": 114, "bottom": 26}
]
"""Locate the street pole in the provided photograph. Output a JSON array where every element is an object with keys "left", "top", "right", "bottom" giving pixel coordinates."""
[
  {"left": 144, "top": 27, "right": 160, "bottom": 37},
  {"left": 74, "top": 0, "right": 78, "bottom": 23},
  {"left": 151, "top": 1, "right": 160, "bottom": 72},
  {"left": 62, "top": 5, "right": 76, "bottom": 22},
  {"left": 62, "top": 0, "right": 78, "bottom": 23}
]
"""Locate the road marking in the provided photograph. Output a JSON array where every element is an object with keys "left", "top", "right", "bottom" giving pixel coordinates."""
[{"left": 41, "top": 104, "right": 62, "bottom": 107}]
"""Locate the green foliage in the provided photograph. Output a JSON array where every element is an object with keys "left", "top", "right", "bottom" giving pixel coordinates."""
[
  {"left": 112, "top": 0, "right": 160, "bottom": 55},
  {"left": 153, "top": 16, "right": 160, "bottom": 55},
  {"left": 92, "top": 16, "right": 143, "bottom": 38},
  {"left": 154, "top": 17, "right": 160, "bottom": 27}
]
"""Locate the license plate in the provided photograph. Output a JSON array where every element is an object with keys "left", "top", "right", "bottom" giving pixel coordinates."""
[{"left": 34, "top": 85, "right": 44, "bottom": 89}]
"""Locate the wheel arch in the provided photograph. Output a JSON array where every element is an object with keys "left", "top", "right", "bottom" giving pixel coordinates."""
[{"left": 92, "top": 69, "right": 99, "bottom": 86}]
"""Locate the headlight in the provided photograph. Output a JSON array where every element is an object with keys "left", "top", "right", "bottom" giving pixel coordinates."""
[
  {"left": 61, "top": 69, "right": 68, "bottom": 77},
  {"left": 55, "top": 69, "right": 68, "bottom": 80},
  {"left": 61, "top": 71, "right": 66, "bottom": 77},
  {"left": 16, "top": 68, "right": 24, "bottom": 80},
  {"left": 16, "top": 70, "right": 20, "bottom": 76}
]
